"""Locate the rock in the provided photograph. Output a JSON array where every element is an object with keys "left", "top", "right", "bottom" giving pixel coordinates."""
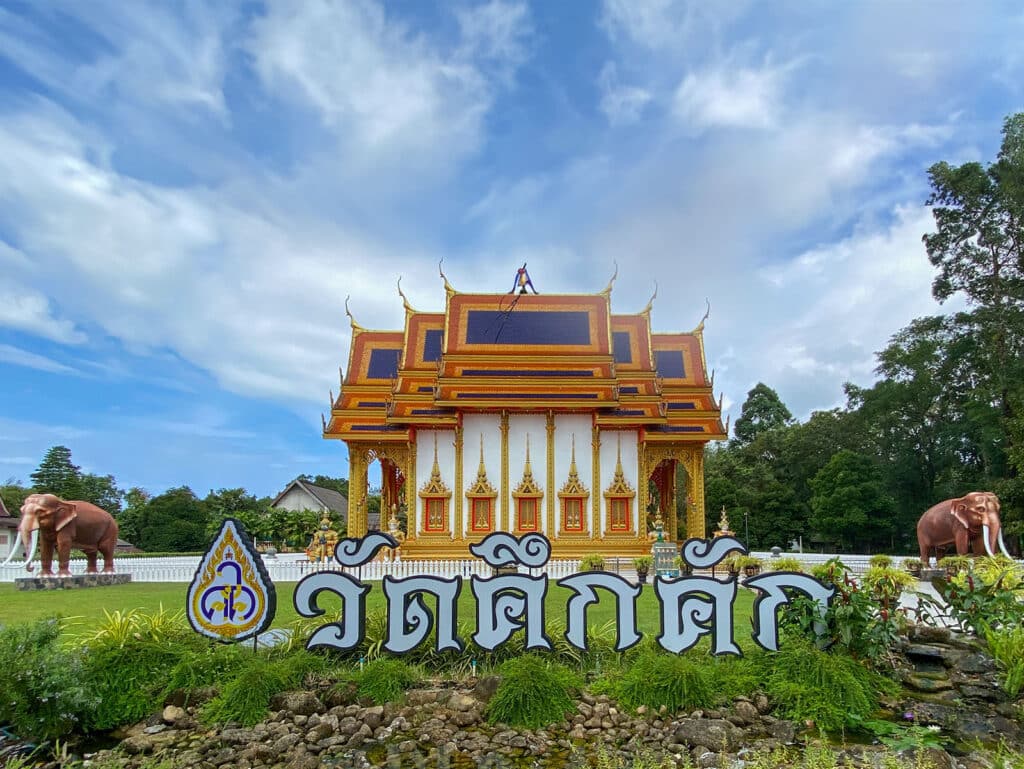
[
  {"left": 768, "top": 719, "right": 795, "bottom": 743},
  {"left": 753, "top": 694, "right": 771, "bottom": 714},
  {"left": 447, "top": 693, "right": 477, "bottom": 712},
  {"left": 142, "top": 724, "right": 167, "bottom": 735},
  {"left": 363, "top": 705, "right": 385, "bottom": 729},
  {"left": 272, "top": 733, "right": 302, "bottom": 753},
  {"left": 673, "top": 718, "right": 739, "bottom": 752},
  {"left": 732, "top": 701, "right": 759, "bottom": 725},
  {"left": 906, "top": 747, "right": 957, "bottom": 769},
  {"left": 407, "top": 689, "right": 443, "bottom": 706},
  {"left": 162, "top": 705, "right": 187, "bottom": 724},
  {"left": 958, "top": 653, "right": 998, "bottom": 675},
  {"left": 959, "top": 683, "right": 1005, "bottom": 703},
  {"left": 270, "top": 691, "right": 325, "bottom": 716},
  {"left": 220, "top": 728, "right": 257, "bottom": 745},
  {"left": 696, "top": 750, "right": 720, "bottom": 768},
  {"left": 908, "top": 625, "right": 953, "bottom": 645},
  {"left": 906, "top": 673, "right": 954, "bottom": 692},
  {"left": 286, "top": 754, "right": 321, "bottom": 769},
  {"left": 472, "top": 676, "right": 502, "bottom": 704}
]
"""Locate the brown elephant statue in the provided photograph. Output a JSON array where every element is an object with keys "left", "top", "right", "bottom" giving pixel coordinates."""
[
  {"left": 14, "top": 493, "right": 119, "bottom": 577},
  {"left": 0, "top": 492, "right": 43, "bottom": 571},
  {"left": 916, "top": 491, "right": 1012, "bottom": 566}
]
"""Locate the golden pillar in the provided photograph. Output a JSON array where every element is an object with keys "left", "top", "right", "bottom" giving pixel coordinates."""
[
  {"left": 666, "top": 459, "right": 678, "bottom": 541},
  {"left": 689, "top": 449, "right": 706, "bottom": 539},
  {"left": 591, "top": 426, "right": 601, "bottom": 537},
  {"left": 500, "top": 412, "right": 509, "bottom": 532},
  {"left": 638, "top": 440, "right": 648, "bottom": 537},
  {"left": 545, "top": 411, "right": 555, "bottom": 537},
  {"left": 406, "top": 437, "right": 417, "bottom": 541},
  {"left": 347, "top": 444, "right": 368, "bottom": 538},
  {"left": 454, "top": 424, "right": 464, "bottom": 541}
]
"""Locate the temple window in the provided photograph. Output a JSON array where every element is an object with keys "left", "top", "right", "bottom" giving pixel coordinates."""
[
  {"left": 602, "top": 434, "right": 636, "bottom": 535},
  {"left": 418, "top": 434, "right": 452, "bottom": 535},
  {"left": 557, "top": 434, "right": 589, "bottom": 534},
  {"left": 465, "top": 435, "right": 498, "bottom": 535},
  {"left": 512, "top": 434, "right": 544, "bottom": 534}
]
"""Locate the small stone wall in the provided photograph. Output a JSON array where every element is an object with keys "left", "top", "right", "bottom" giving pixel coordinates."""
[{"left": 15, "top": 573, "right": 131, "bottom": 591}]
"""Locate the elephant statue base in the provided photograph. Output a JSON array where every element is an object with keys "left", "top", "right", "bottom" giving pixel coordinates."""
[
  {"left": 916, "top": 491, "right": 1014, "bottom": 567},
  {"left": 16, "top": 572, "right": 132, "bottom": 591}
]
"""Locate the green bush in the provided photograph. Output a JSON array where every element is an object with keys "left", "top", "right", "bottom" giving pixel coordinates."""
[
  {"left": 861, "top": 566, "right": 916, "bottom": 606},
  {"left": 581, "top": 553, "right": 605, "bottom": 570},
  {"left": 614, "top": 650, "right": 713, "bottom": 713},
  {"left": 771, "top": 557, "right": 804, "bottom": 572},
  {"left": 79, "top": 609, "right": 203, "bottom": 730},
  {"left": 357, "top": 658, "right": 420, "bottom": 704},
  {"left": 201, "top": 650, "right": 329, "bottom": 726},
  {"left": 868, "top": 554, "right": 893, "bottom": 569},
  {"left": 986, "top": 625, "right": 1024, "bottom": 697},
  {"left": 759, "top": 640, "right": 895, "bottom": 733},
  {"left": 0, "top": 619, "right": 97, "bottom": 741},
  {"left": 486, "top": 655, "right": 580, "bottom": 729}
]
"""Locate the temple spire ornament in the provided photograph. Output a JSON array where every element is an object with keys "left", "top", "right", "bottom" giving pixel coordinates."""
[
  {"left": 344, "top": 295, "right": 365, "bottom": 333},
  {"left": 510, "top": 263, "right": 539, "bottom": 295},
  {"left": 397, "top": 276, "right": 415, "bottom": 314},
  {"left": 600, "top": 261, "right": 618, "bottom": 297},
  {"left": 438, "top": 260, "right": 457, "bottom": 299},
  {"left": 641, "top": 282, "right": 658, "bottom": 315}
]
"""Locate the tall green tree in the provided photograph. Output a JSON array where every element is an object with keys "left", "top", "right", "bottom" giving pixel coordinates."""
[
  {"left": 77, "top": 473, "right": 123, "bottom": 514},
  {"left": 137, "top": 486, "right": 208, "bottom": 552},
  {"left": 0, "top": 480, "right": 31, "bottom": 515},
  {"left": 30, "top": 445, "right": 81, "bottom": 499},
  {"left": 809, "top": 450, "right": 895, "bottom": 551},
  {"left": 116, "top": 487, "right": 150, "bottom": 545},
  {"left": 732, "top": 383, "right": 794, "bottom": 445}
]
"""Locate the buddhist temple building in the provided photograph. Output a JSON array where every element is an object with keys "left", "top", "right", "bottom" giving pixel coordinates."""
[{"left": 323, "top": 268, "right": 727, "bottom": 559}]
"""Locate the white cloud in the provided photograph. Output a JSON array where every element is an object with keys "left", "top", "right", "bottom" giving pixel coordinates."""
[
  {"left": 598, "top": 62, "right": 652, "bottom": 126},
  {"left": 0, "top": 344, "right": 79, "bottom": 375},
  {"left": 247, "top": 0, "right": 530, "bottom": 162},
  {"left": 672, "top": 60, "right": 791, "bottom": 131},
  {"left": 0, "top": 285, "right": 86, "bottom": 345}
]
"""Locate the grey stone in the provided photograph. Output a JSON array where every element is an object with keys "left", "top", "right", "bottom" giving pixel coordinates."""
[
  {"left": 958, "top": 653, "right": 998, "bottom": 674},
  {"left": 472, "top": 675, "right": 502, "bottom": 704},
  {"left": 673, "top": 718, "right": 739, "bottom": 752},
  {"left": 270, "top": 691, "right": 325, "bottom": 716}
]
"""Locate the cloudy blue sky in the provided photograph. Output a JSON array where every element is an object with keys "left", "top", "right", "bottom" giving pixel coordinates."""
[{"left": 1, "top": 1, "right": 1022, "bottom": 498}]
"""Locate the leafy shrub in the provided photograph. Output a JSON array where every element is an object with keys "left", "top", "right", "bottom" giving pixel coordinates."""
[
  {"left": 902, "top": 558, "right": 922, "bottom": 573},
  {"left": 581, "top": 553, "right": 605, "bottom": 570},
  {"left": 923, "top": 564, "right": 1024, "bottom": 636},
  {"left": 162, "top": 642, "right": 253, "bottom": 703},
  {"left": 201, "top": 650, "right": 329, "bottom": 726},
  {"left": 985, "top": 625, "right": 1024, "bottom": 697},
  {"left": 357, "top": 658, "right": 420, "bottom": 704},
  {"left": 486, "top": 655, "right": 580, "bottom": 728},
  {"left": 868, "top": 554, "right": 893, "bottom": 569},
  {"left": 759, "top": 640, "right": 895, "bottom": 733},
  {"left": 0, "top": 619, "right": 97, "bottom": 741},
  {"left": 614, "top": 650, "right": 713, "bottom": 713},
  {"left": 938, "top": 555, "right": 970, "bottom": 573},
  {"left": 632, "top": 556, "right": 652, "bottom": 571},
  {"left": 783, "top": 560, "right": 902, "bottom": 663},
  {"left": 861, "top": 566, "right": 916, "bottom": 607},
  {"left": 79, "top": 609, "right": 202, "bottom": 730},
  {"left": 771, "top": 557, "right": 804, "bottom": 572}
]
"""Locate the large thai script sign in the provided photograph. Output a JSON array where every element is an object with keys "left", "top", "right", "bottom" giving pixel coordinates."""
[{"left": 293, "top": 532, "right": 834, "bottom": 656}]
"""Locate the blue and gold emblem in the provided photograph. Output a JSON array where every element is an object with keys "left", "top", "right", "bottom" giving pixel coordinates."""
[{"left": 187, "top": 519, "right": 276, "bottom": 642}]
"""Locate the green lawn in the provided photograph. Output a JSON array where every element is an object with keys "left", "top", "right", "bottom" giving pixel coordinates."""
[{"left": 0, "top": 580, "right": 759, "bottom": 648}]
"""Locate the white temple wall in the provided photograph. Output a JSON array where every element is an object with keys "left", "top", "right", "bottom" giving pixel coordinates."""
[
  {"left": 461, "top": 413, "right": 501, "bottom": 536},
  {"left": 598, "top": 429, "right": 640, "bottom": 537},
  {"left": 415, "top": 429, "right": 455, "bottom": 537},
  {"left": 552, "top": 414, "right": 593, "bottom": 537},
  {"left": 507, "top": 414, "right": 548, "bottom": 535}
]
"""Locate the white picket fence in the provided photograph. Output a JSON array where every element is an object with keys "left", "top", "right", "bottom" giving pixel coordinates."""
[
  {"left": 0, "top": 549, "right": 937, "bottom": 584},
  {"left": 0, "top": 555, "right": 584, "bottom": 583}
]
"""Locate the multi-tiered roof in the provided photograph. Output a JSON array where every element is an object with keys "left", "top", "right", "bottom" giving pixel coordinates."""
[{"left": 324, "top": 272, "right": 727, "bottom": 441}]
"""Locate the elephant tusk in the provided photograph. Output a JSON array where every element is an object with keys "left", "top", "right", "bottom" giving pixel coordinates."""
[
  {"left": 997, "top": 529, "right": 1014, "bottom": 559},
  {"left": 0, "top": 529, "right": 21, "bottom": 567},
  {"left": 982, "top": 524, "right": 996, "bottom": 557},
  {"left": 24, "top": 528, "right": 38, "bottom": 571}
]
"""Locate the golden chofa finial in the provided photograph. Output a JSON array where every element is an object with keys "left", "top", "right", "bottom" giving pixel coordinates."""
[
  {"left": 397, "top": 276, "right": 415, "bottom": 314},
  {"left": 600, "top": 260, "right": 619, "bottom": 297},
  {"left": 692, "top": 299, "right": 711, "bottom": 335},
  {"left": 438, "top": 259, "right": 456, "bottom": 299},
  {"left": 345, "top": 295, "right": 365, "bottom": 333},
  {"left": 641, "top": 282, "right": 658, "bottom": 315},
  {"left": 321, "top": 413, "right": 327, "bottom": 431}
]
